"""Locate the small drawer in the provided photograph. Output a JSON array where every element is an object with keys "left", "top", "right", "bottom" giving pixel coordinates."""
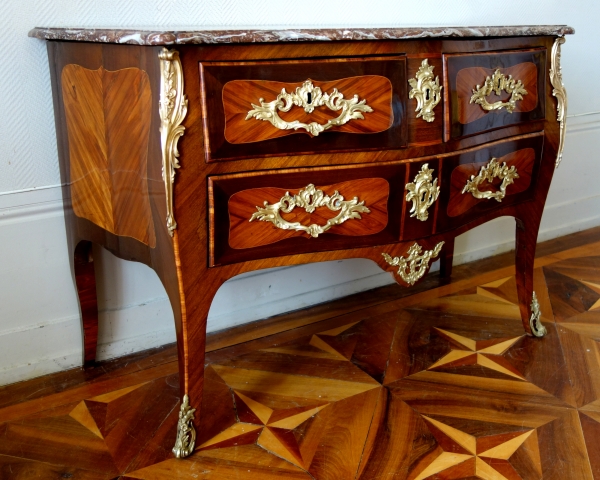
[
  {"left": 436, "top": 133, "right": 544, "bottom": 232},
  {"left": 444, "top": 49, "right": 546, "bottom": 140},
  {"left": 208, "top": 163, "right": 406, "bottom": 266},
  {"left": 200, "top": 56, "right": 407, "bottom": 162},
  {"left": 401, "top": 158, "right": 441, "bottom": 240}
]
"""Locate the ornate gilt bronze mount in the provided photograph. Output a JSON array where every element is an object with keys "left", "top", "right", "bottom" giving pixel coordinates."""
[
  {"left": 529, "top": 292, "right": 547, "bottom": 337},
  {"left": 470, "top": 69, "right": 528, "bottom": 113},
  {"left": 173, "top": 394, "right": 196, "bottom": 458},
  {"left": 462, "top": 158, "right": 519, "bottom": 202},
  {"left": 550, "top": 36, "right": 568, "bottom": 168},
  {"left": 405, "top": 164, "right": 440, "bottom": 222},
  {"left": 408, "top": 59, "right": 442, "bottom": 123},
  {"left": 246, "top": 79, "right": 373, "bottom": 136},
  {"left": 159, "top": 48, "right": 188, "bottom": 236},
  {"left": 250, "top": 184, "right": 370, "bottom": 238},
  {"left": 382, "top": 241, "right": 444, "bottom": 286}
]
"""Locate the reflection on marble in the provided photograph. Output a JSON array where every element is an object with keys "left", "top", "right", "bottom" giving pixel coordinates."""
[{"left": 29, "top": 25, "right": 574, "bottom": 45}]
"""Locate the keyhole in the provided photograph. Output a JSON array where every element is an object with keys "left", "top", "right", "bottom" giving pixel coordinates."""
[
  {"left": 425, "top": 89, "right": 430, "bottom": 101},
  {"left": 307, "top": 92, "right": 312, "bottom": 104},
  {"left": 497, "top": 78, "right": 502, "bottom": 89},
  {"left": 420, "top": 191, "right": 428, "bottom": 203}
]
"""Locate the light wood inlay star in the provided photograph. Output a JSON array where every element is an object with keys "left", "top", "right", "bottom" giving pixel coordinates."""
[
  {"left": 198, "top": 392, "right": 330, "bottom": 466},
  {"left": 410, "top": 416, "right": 538, "bottom": 480},
  {"left": 428, "top": 328, "right": 526, "bottom": 380}
]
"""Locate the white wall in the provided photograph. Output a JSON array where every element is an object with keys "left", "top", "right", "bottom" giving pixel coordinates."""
[{"left": 1, "top": 0, "right": 599, "bottom": 385}]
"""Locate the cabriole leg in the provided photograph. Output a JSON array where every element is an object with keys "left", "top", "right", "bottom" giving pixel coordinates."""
[
  {"left": 74, "top": 240, "right": 100, "bottom": 365},
  {"left": 515, "top": 217, "right": 547, "bottom": 337},
  {"left": 439, "top": 237, "right": 455, "bottom": 280},
  {"left": 171, "top": 259, "right": 225, "bottom": 459}
]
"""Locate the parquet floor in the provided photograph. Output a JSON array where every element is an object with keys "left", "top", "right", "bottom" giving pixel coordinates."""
[{"left": 2, "top": 228, "right": 600, "bottom": 479}]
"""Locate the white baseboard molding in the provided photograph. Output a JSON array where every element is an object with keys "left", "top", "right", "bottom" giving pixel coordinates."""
[
  {"left": 96, "top": 296, "right": 176, "bottom": 361},
  {"left": 0, "top": 314, "right": 81, "bottom": 386},
  {"left": 96, "top": 326, "right": 176, "bottom": 360},
  {"left": 0, "top": 350, "right": 82, "bottom": 387},
  {"left": 207, "top": 269, "right": 396, "bottom": 333}
]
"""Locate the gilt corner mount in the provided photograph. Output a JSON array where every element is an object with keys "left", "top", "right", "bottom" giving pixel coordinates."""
[{"left": 159, "top": 47, "right": 188, "bottom": 236}]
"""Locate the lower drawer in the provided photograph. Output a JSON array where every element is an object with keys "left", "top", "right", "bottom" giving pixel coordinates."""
[
  {"left": 436, "top": 132, "right": 544, "bottom": 232},
  {"left": 209, "top": 163, "right": 406, "bottom": 266}
]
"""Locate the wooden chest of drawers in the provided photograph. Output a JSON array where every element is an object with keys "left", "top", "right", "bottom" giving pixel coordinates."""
[{"left": 30, "top": 25, "right": 572, "bottom": 458}]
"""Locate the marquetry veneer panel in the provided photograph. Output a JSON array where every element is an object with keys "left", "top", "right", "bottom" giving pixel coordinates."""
[
  {"left": 222, "top": 76, "right": 394, "bottom": 143},
  {"left": 228, "top": 178, "right": 390, "bottom": 250},
  {"left": 436, "top": 132, "right": 544, "bottom": 232},
  {"left": 445, "top": 49, "right": 546, "bottom": 140},
  {"left": 61, "top": 64, "right": 156, "bottom": 247},
  {"left": 448, "top": 147, "right": 536, "bottom": 217},
  {"left": 200, "top": 56, "right": 407, "bottom": 161},
  {"left": 209, "top": 164, "right": 405, "bottom": 266}
]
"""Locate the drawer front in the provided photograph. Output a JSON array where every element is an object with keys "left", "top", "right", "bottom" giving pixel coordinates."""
[
  {"left": 209, "top": 164, "right": 406, "bottom": 266},
  {"left": 444, "top": 49, "right": 546, "bottom": 140},
  {"left": 200, "top": 57, "right": 407, "bottom": 162},
  {"left": 436, "top": 133, "right": 544, "bottom": 231},
  {"left": 401, "top": 158, "right": 441, "bottom": 241}
]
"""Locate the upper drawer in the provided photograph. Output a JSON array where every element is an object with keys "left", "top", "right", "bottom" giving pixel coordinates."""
[
  {"left": 200, "top": 56, "right": 407, "bottom": 162},
  {"left": 444, "top": 49, "right": 546, "bottom": 140}
]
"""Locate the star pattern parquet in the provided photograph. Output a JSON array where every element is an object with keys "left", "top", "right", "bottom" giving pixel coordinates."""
[{"left": 2, "top": 234, "right": 600, "bottom": 479}]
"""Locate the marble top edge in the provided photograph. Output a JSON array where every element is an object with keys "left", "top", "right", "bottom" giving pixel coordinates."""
[{"left": 29, "top": 25, "right": 575, "bottom": 45}]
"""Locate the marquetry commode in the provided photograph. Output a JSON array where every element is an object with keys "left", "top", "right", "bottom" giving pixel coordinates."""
[{"left": 30, "top": 25, "right": 572, "bottom": 458}]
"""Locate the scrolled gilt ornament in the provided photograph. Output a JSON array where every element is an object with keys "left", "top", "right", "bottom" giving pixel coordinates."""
[
  {"left": 249, "top": 183, "right": 370, "bottom": 238},
  {"left": 405, "top": 163, "right": 440, "bottom": 222},
  {"left": 470, "top": 69, "right": 528, "bottom": 113},
  {"left": 462, "top": 158, "right": 519, "bottom": 202},
  {"left": 245, "top": 79, "right": 373, "bottom": 136},
  {"left": 159, "top": 48, "right": 188, "bottom": 236},
  {"left": 408, "top": 59, "right": 442, "bottom": 123},
  {"left": 172, "top": 394, "right": 196, "bottom": 458},
  {"left": 382, "top": 241, "right": 444, "bottom": 286},
  {"left": 550, "top": 36, "right": 568, "bottom": 168},
  {"left": 529, "top": 291, "right": 547, "bottom": 337}
]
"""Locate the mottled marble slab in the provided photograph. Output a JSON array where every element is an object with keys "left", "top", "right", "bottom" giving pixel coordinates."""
[{"left": 29, "top": 25, "right": 574, "bottom": 45}]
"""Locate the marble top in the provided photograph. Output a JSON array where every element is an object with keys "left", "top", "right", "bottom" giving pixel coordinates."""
[{"left": 29, "top": 25, "right": 574, "bottom": 45}]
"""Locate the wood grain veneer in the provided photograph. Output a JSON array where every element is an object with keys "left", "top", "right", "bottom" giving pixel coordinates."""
[
  {"left": 448, "top": 147, "right": 536, "bottom": 217},
  {"left": 456, "top": 62, "right": 538, "bottom": 124},
  {"left": 228, "top": 178, "right": 389, "bottom": 250},
  {"left": 200, "top": 56, "right": 407, "bottom": 161},
  {"left": 209, "top": 163, "right": 404, "bottom": 266},
  {"left": 223, "top": 75, "right": 393, "bottom": 144},
  {"left": 61, "top": 64, "right": 156, "bottom": 247},
  {"left": 435, "top": 132, "right": 544, "bottom": 233},
  {"left": 445, "top": 49, "right": 546, "bottom": 141}
]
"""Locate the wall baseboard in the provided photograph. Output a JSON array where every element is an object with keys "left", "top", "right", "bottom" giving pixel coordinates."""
[
  {"left": 0, "top": 314, "right": 81, "bottom": 386},
  {"left": 1, "top": 115, "right": 599, "bottom": 386}
]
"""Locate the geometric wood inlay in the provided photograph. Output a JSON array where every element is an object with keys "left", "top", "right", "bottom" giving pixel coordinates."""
[
  {"left": 6, "top": 232, "right": 600, "bottom": 479},
  {"left": 61, "top": 64, "right": 156, "bottom": 247},
  {"left": 428, "top": 328, "right": 526, "bottom": 380},
  {"left": 409, "top": 415, "right": 540, "bottom": 480}
]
